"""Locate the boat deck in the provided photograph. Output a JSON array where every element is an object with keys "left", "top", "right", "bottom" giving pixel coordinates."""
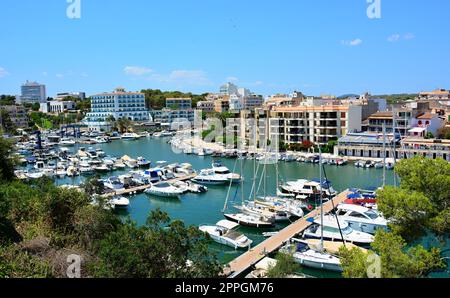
[
  {"left": 223, "top": 189, "right": 351, "bottom": 278},
  {"left": 102, "top": 173, "right": 197, "bottom": 197}
]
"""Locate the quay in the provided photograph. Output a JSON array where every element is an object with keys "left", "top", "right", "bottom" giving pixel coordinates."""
[
  {"left": 102, "top": 173, "right": 197, "bottom": 198},
  {"left": 223, "top": 189, "right": 351, "bottom": 278}
]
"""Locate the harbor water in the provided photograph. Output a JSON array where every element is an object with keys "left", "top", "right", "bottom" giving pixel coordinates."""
[{"left": 55, "top": 136, "right": 398, "bottom": 277}]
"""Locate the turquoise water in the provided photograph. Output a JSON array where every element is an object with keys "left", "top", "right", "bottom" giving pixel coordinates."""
[{"left": 53, "top": 137, "right": 402, "bottom": 277}]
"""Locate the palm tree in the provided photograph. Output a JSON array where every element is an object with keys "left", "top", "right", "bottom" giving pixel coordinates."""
[{"left": 117, "top": 117, "right": 133, "bottom": 133}]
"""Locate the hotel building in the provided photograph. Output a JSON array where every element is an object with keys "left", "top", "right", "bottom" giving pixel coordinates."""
[
  {"left": 18, "top": 81, "right": 46, "bottom": 104},
  {"left": 166, "top": 98, "right": 192, "bottom": 110},
  {"left": 84, "top": 88, "right": 149, "bottom": 131}
]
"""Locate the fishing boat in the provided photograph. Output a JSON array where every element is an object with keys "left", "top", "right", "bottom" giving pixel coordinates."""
[
  {"left": 335, "top": 204, "right": 388, "bottom": 234},
  {"left": 192, "top": 169, "right": 229, "bottom": 185},
  {"left": 144, "top": 182, "right": 185, "bottom": 198},
  {"left": 199, "top": 220, "right": 253, "bottom": 249},
  {"left": 303, "top": 216, "right": 374, "bottom": 245}
]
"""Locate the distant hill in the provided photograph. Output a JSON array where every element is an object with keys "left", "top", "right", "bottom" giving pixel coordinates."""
[{"left": 373, "top": 93, "right": 418, "bottom": 104}]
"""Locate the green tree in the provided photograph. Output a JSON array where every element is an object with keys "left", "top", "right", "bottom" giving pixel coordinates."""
[
  {"left": 93, "top": 209, "right": 222, "bottom": 278},
  {"left": 0, "top": 137, "right": 16, "bottom": 181},
  {"left": 266, "top": 252, "right": 301, "bottom": 278},
  {"left": 339, "top": 230, "right": 445, "bottom": 278}
]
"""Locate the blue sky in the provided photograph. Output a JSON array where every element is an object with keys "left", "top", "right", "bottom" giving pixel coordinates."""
[{"left": 1, "top": 0, "right": 449, "bottom": 97}]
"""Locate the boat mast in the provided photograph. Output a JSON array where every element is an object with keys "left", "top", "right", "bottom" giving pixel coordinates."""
[
  {"left": 382, "top": 123, "right": 387, "bottom": 188},
  {"left": 318, "top": 145, "right": 324, "bottom": 252},
  {"left": 392, "top": 105, "right": 397, "bottom": 187}
]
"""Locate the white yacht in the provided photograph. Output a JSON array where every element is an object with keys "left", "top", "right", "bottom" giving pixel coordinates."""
[
  {"left": 192, "top": 169, "right": 229, "bottom": 185},
  {"left": 103, "top": 177, "right": 125, "bottom": 191},
  {"left": 280, "top": 240, "right": 342, "bottom": 272},
  {"left": 144, "top": 182, "right": 185, "bottom": 198},
  {"left": 280, "top": 179, "right": 336, "bottom": 198},
  {"left": 60, "top": 138, "right": 76, "bottom": 146},
  {"left": 199, "top": 220, "right": 253, "bottom": 249},
  {"left": 303, "top": 216, "right": 374, "bottom": 245},
  {"left": 335, "top": 204, "right": 388, "bottom": 234},
  {"left": 109, "top": 196, "right": 130, "bottom": 209},
  {"left": 121, "top": 133, "right": 139, "bottom": 140},
  {"left": 211, "top": 161, "right": 241, "bottom": 183}
]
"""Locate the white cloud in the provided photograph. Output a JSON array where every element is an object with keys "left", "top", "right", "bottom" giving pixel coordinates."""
[
  {"left": 56, "top": 73, "right": 64, "bottom": 78},
  {"left": 148, "top": 70, "right": 212, "bottom": 86},
  {"left": 124, "top": 66, "right": 153, "bottom": 76},
  {"left": 404, "top": 33, "right": 415, "bottom": 40},
  {"left": 0, "top": 67, "right": 9, "bottom": 78},
  {"left": 341, "top": 39, "right": 362, "bottom": 46},
  {"left": 42, "top": 71, "right": 48, "bottom": 77},
  {"left": 226, "top": 76, "right": 239, "bottom": 82},
  {"left": 387, "top": 34, "right": 401, "bottom": 42}
]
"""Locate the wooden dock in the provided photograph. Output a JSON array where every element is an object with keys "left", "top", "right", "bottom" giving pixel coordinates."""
[
  {"left": 103, "top": 173, "right": 197, "bottom": 197},
  {"left": 223, "top": 189, "right": 352, "bottom": 278}
]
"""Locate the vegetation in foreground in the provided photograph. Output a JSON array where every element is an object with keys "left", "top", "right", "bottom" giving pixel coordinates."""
[
  {"left": 0, "top": 137, "right": 222, "bottom": 278},
  {"left": 339, "top": 157, "right": 449, "bottom": 277}
]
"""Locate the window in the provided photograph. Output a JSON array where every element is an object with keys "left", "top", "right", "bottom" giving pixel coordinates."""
[{"left": 341, "top": 112, "right": 346, "bottom": 118}]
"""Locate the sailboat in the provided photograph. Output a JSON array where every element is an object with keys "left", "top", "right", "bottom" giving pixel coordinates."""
[
  {"left": 223, "top": 126, "right": 275, "bottom": 228},
  {"left": 280, "top": 148, "right": 344, "bottom": 272}
]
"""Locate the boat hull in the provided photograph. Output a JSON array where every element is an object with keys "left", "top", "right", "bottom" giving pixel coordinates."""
[{"left": 223, "top": 214, "right": 274, "bottom": 228}]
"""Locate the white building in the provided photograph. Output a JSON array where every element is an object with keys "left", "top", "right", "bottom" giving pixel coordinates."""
[
  {"left": 56, "top": 92, "right": 86, "bottom": 101},
  {"left": 83, "top": 88, "right": 149, "bottom": 132},
  {"left": 18, "top": 81, "right": 46, "bottom": 104},
  {"left": 40, "top": 101, "right": 76, "bottom": 114}
]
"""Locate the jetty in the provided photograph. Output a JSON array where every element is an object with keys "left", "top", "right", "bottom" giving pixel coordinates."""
[
  {"left": 103, "top": 173, "right": 197, "bottom": 197},
  {"left": 223, "top": 189, "right": 351, "bottom": 278}
]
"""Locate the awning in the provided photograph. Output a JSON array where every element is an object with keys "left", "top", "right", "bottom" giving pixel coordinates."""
[
  {"left": 408, "top": 127, "right": 427, "bottom": 133},
  {"left": 216, "top": 220, "right": 240, "bottom": 230}
]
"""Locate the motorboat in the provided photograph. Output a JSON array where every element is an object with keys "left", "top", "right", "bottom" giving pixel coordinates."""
[
  {"left": 199, "top": 220, "right": 253, "bottom": 249},
  {"left": 137, "top": 156, "right": 151, "bottom": 168},
  {"left": 93, "top": 164, "right": 110, "bottom": 173},
  {"left": 185, "top": 181, "right": 208, "bottom": 193},
  {"left": 335, "top": 204, "right": 388, "bottom": 234},
  {"left": 25, "top": 169, "right": 45, "bottom": 180},
  {"left": 96, "top": 148, "right": 106, "bottom": 158},
  {"left": 303, "top": 216, "right": 374, "bottom": 245},
  {"left": 60, "top": 138, "right": 76, "bottom": 146},
  {"left": 122, "top": 155, "right": 138, "bottom": 168},
  {"left": 113, "top": 160, "right": 127, "bottom": 170},
  {"left": 144, "top": 182, "right": 185, "bottom": 198},
  {"left": 279, "top": 240, "right": 342, "bottom": 272},
  {"left": 211, "top": 161, "right": 241, "bottom": 183},
  {"left": 109, "top": 196, "right": 130, "bottom": 209},
  {"left": 280, "top": 179, "right": 336, "bottom": 199},
  {"left": 192, "top": 169, "right": 229, "bottom": 185},
  {"left": 223, "top": 212, "right": 275, "bottom": 228},
  {"left": 121, "top": 133, "right": 139, "bottom": 140},
  {"left": 103, "top": 176, "right": 125, "bottom": 191},
  {"left": 66, "top": 166, "right": 79, "bottom": 177}
]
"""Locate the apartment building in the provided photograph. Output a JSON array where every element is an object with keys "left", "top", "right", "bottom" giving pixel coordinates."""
[
  {"left": 84, "top": 88, "right": 149, "bottom": 131},
  {"left": 267, "top": 105, "right": 363, "bottom": 146},
  {"left": 152, "top": 109, "right": 199, "bottom": 126},
  {"left": 56, "top": 92, "right": 86, "bottom": 101},
  {"left": 418, "top": 89, "right": 450, "bottom": 104},
  {"left": 196, "top": 101, "right": 215, "bottom": 113},
  {"left": 0, "top": 105, "right": 29, "bottom": 128}
]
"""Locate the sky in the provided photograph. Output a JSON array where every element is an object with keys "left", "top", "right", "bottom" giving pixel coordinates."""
[{"left": 0, "top": 0, "right": 449, "bottom": 98}]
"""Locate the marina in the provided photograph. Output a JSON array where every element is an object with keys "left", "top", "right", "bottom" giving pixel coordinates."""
[{"left": 11, "top": 132, "right": 400, "bottom": 278}]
